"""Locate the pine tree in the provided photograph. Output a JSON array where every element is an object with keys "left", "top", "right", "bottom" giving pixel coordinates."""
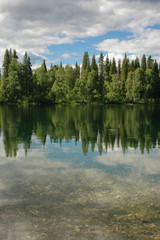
[
  {"left": 42, "top": 59, "right": 47, "bottom": 72},
  {"left": 117, "top": 59, "right": 121, "bottom": 88},
  {"left": 104, "top": 55, "right": 111, "bottom": 82},
  {"left": 13, "top": 49, "right": 18, "bottom": 60},
  {"left": 7, "top": 58, "right": 21, "bottom": 101},
  {"left": 87, "top": 70, "right": 99, "bottom": 102},
  {"left": 91, "top": 55, "right": 98, "bottom": 86},
  {"left": 98, "top": 52, "right": 104, "bottom": 99},
  {"left": 21, "top": 52, "right": 33, "bottom": 100},
  {"left": 120, "top": 54, "right": 129, "bottom": 98},
  {"left": 34, "top": 61, "right": 49, "bottom": 102},
  {"left": 152, "top": 61, "right": 160, "bottom": 99},
  {"left": 141, "top": 54, "right": 147, "bottom": 72},
  {"left": 104, "top": 55, "right": 110, "bottom": 77},
  {"left": 3, "top": 49, "right": 11, "bottom": 78},
  {"left": 91, "top": 55, "right": 98, "bottom": 72},
  {"left": 110, "top": 58, "right": 117, "bottom": 75},
  {"left": 82, "top": 51, "right": 90, "bottom": 74},
  {"left": 65, "top": 65, "right": 76, "bottom": 91},
  {"left": 129, "top": 60, "right": 135, "bottom": 72},
  {"left": 75, "top": 62, "right": 80, "bottom": 79},
  {"left": 1, "top": 49, "right": 13, "bottom": 100},
  {"left": 147, "top": 56, "right": 154, "bottom": 69},
  {"left": 134, "top": 57, "right": 140, "bottom": 69}
]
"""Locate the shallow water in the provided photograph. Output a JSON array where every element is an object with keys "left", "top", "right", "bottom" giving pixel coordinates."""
[{"left": 0, "top": 105, "right": 160, "bottom": 239}]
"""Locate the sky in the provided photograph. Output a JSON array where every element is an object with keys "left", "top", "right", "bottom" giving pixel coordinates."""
[{"left": 0, "top": 0, "right": 160, "bottom": 68}]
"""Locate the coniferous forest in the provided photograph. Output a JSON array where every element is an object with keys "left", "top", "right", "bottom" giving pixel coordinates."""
[{"left": 0, "top": 49, "right": 160, "bottom": 104}]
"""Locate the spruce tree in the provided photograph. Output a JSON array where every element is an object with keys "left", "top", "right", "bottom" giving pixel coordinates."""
[
  {"left": 22, "top": 52, "right": 33, "bottom": 100},
  {"left": 1, "top": 49, "right": 13, "bottom": 100},
  {"left": 129, "top": 60, "right": 135, "bottom": 72},
  {"left": 117, "top": 59, "right": 121, "bottom": 88},
  {"left": 152, "top": 61, "right": 160, "bottom": 99},
  {"left": 147, "top": 56, "right": 153, "bottom": 69},
  {"left": 42, "top": 59, "right": 47, "bottom": 72},
  {"left": 120, "top": 54, "right": 129, "bottom": 98},
  {"left": 98, "top": 52, "right": 104, "bottom": 98},
  {"left": 82, "top": 51, "right": 90, "bottom": 74},
  {"left": 75, "top": 62, "right": 80, "bottom": 79},
  {"left": 13, "top": 49, "right": 18, "bottom": 60},
  {"left": 91, "top": 55, "right": 98, "bottom": 72},
  {"left": 3, "top": 49, "right": 11, "bottom": 78},
  {"left": 110, "top": 58, "right": 117, "bottom": 75},
  {"left": 134, "top": 57, "right": 140, "bottom": 69},
  {"left": 104, "top": 55, "right": 110, "bottom": 77},
  {"left": 141, "top": 54, "right": 147, "bottom": 72},
  {"left": 7, "top": 58, "right": 21, "bottom": 101}
]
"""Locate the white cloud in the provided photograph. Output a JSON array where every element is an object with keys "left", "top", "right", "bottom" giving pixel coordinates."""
[
  {"left": 0, "top": 0, "right": 160, "bottom": 65},
  {"left": 96, "top": 29, "right": 160, "bottom": 60},
  {"left": 61, "top": 52, "right": 79, "bottom": 59},
  {"left": 96, "top": 147, "right": 160, "bottom": 176}
]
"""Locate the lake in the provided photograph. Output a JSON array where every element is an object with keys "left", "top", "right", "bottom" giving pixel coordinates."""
[{"left": 0, "top": 104, "right": 160, "bottom": 240}]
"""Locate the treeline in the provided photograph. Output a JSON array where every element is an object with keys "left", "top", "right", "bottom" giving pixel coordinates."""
[
  {"left": 1, "top": 105, "right": 160, "bottom": 157},
  {"left": 0, "top": 49, "right": 160, "bottom": 103}
]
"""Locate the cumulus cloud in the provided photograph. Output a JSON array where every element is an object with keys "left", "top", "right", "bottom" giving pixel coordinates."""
[
  {"left": 61, "top": 52, "right": 79, "bottom": 59},
  {"left": 96, "top": 28, "right": 160, "bottom": 60},
  {"left": 0, "top": 0, "right": 160, "bottom": 65}
]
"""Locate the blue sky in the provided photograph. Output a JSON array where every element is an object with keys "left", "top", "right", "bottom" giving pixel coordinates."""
[
  {"left": 45, "top": 30, "right": 133, "bottom": 65},
  {"left": 0, "top": 0, "right": 160, "bottom": 68}
]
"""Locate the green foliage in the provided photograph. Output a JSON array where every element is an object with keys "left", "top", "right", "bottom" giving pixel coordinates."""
[
  {"left": 82, "top": 51, "right": 90, "bottom": 74},
  {"left": 6, "top": 59, "right": 22, "bottom": 102},
  {"left": 50, "top": 66, "right": 67, "bottom": 103},
  {"left": 34, "top": 62, "right": 50, "bottom": 102},
  {"left": 21, "top": 52, "right": 33, "bottom": 101},
  {"left": 141, "top": 54, "right": 147, "bottom": 72},
  {"left": 0, "top": 49, "right": 160, "bottom": 104},
  {"left": 120, "top": 54, "right": 129, "bottom": 98},
  {"left": 98, "top": 52, "right": 104, "bottom": 100},
  {"left": 87, "top": 70, "right": 99, "bottom": 102},
  {"left": 126, "top": 68, "right": 146, "bottom": 103},
  {"left": 104, "top": 74, "right": 122, "bottom": 103},
  {"left": 110, "top": 58, "right": 117, "bottom": 75},
  {"left": 1, "top": 104, "right": 160, "bottom": 157}
]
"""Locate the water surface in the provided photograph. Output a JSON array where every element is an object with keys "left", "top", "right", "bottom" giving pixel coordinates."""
[{"left": 0, "top": 105, "right": 160, "bottom": 239}]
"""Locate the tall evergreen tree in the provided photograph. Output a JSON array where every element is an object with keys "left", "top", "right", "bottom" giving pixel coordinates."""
[
  {"left": 141, "top": 54, "right": 147, "bottom": 72},
  {"left": 152, "top": 61, "right": 160, "bottom": 99},
  {"left": 21, "top": 52, "right": 33, "bottom": 100},
  {"left": 91, "top": 55, "right": 98, "bottom": 72},
  {"left": 7, "top": 58, "right": 22, "bottom": 101},
  {"left": 1, "top": 49, "right": 13, "bottom": 100},
  {"left": 42, "top": 59, "right": 47, "bottom": 72},
  {"left": 117, "top": 59, "right": 121, "bottom": 88},
  {"left": 91, "top": 55, "right": 98, "bottom": 86},
  {"left": 87, "top": 70, "right": 99, "bottom": 102},
  {"left": 50, "top": 66, "right": 67, "bottom": 103},
  {"left": 104, "top": 55, "right": 110, "bottom": 77},
  {"left": 134, "top": 57, "right": 140, "bottom": 70},
  {"left": 34, "top": 61, "right": 49, "bottom": 101},
  {"left": 81, "top": 51, "right": 90, "bottom": 74},
  {"left": 98, "top": 52, "right": 104, "bottom": 99},
  {"left": 110, "top": 58, "right": 117, "bottom": 75},
  {"left": 2, "top": 49, "right": 11, "bottom": 78},
  {"left": 129, "top": 60, "right": 135, "bottom": 72},
  {"left": 104, "top": 55, "right": 111, "bottom": 82},
  {"left": 13, "top": 49, "right": 18, "bottom": 60},
  {"left": 75, "top": 62, "right": 80, "bottom": 79},
  {"left": 120, "top": 54, "right": 129, "bottom": 98},
  {"left": 147, "top": 56, "right": 154, "bottom": 69}
]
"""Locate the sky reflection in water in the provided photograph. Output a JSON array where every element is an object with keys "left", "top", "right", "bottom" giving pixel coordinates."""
[{"left": 0, "top": 105, "right": 160, "bottom": 239}]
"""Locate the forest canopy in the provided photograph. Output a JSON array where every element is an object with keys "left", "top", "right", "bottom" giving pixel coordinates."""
[{"left": 0, "top": 49, "right": 160, "bottom": 104}]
